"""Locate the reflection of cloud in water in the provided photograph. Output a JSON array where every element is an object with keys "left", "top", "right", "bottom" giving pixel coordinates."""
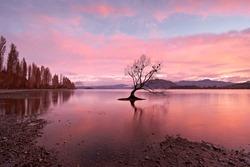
[{"left": 0, "top": 90, "right": 74, "bottom": 116}]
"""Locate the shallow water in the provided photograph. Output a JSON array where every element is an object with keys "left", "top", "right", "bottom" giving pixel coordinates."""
[{"left": 1, "top": 89, "right": 250, "bottom": 165}]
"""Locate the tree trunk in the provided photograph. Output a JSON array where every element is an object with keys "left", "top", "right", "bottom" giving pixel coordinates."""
[
  {"left": 129, "top": 88, "right": 137, "bottom": 98},
  {"left": 118, "top": 88, "right": 145, "bottom": 101}
]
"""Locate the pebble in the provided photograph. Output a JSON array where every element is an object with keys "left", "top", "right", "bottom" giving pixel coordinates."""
[
  {"left": 212, "top": 145, "right": 220, "bottom": 151},
  {"left": 0, "top": 115, "right": 59, "bottom": 166},
  {"left": 243, "top": 157, "right": 250, "bottom": 165},
  {"left": 228, "top": 161, "right": 235, "bottom": 166},
  {"left": 155, "top": 160, "right": 160, "bottom": 164},
  {"left": 185, "top": 160, "right": 192, "bottom": 164}
]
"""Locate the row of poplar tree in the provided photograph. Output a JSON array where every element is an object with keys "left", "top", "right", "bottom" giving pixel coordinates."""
[{"left": 0, "top": 35, "right": 75, "bottom": 89}]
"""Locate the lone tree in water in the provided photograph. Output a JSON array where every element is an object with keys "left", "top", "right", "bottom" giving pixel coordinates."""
[{"left": 121, "top": 55, "right": 161, "bottom": 100}]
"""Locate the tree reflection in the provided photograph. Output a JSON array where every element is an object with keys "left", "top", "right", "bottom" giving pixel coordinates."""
[
  {"left": 0, "top": 90, "right": 74, "bottom": 116},
  {"left": 130, "top": 100, "right": 143, "bottom": 120},
  {"left": 129, "top": 98, "right": 169, "bottom": 121}
]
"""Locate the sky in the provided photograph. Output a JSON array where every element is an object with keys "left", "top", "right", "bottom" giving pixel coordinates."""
[{"left": 0, "top": 0, "right": 250, "bottom": 86}]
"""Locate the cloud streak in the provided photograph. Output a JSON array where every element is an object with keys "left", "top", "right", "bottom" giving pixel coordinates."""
[
  {"left": 72, "top": 3, "right": 134, "bottom": 17},
  {"left": 8, "top": 25, "right": 250, "bottom": 84},
  {"left": 153, "top": 0, "right": 250, "bottom": 21},
  {"left": 1, "top": 0, "right": 250, "bottom": 85}
]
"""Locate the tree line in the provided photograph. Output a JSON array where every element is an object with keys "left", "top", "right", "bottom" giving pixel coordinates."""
[{"left": 0, "top": 35, "right": 75, "bottom": 89}]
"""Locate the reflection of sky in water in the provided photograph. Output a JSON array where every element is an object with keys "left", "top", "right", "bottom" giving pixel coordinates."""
[{"left": 1, "top": 89, "right": 250, "bottom": 165}]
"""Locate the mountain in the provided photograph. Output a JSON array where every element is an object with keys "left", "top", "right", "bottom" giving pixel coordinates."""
[
  {"left": 74, "top": 81, "right": 85, "bottom": 87},
  {"left": 145, "top": 79, "right": 177, "bottom": 89},
  {"left": 76, "top": 84, "right": 131, "bottom": 89},
  {"left": 176, "top": 79, "right": 233, "bottom": 88},
  {"left": 169, "top": 85, "right": 201, "bottom": 89},
  {"left": 76, "top": 79, "right": 250, "bottom": 90},
  {"left": 76, "top": 79, "right": 176, "bottom": 89},
  {"left": 224, "top": 81, "right": 250, "bottom": 89}
]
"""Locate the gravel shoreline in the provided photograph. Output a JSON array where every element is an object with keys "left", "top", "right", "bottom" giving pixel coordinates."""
[
  {"left": 134, "top": 135, "right": 250, "bottom": 167},
  {"left": 0, "top": 115, "right": 59, "bottom": 167},
  {"left": 1, "top": 115, "right": 250, "bottom": 167}
]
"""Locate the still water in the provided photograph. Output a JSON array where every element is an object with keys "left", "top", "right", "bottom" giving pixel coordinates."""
[{"left": 1, "top": 89, "right": 250, "bottom": 165}]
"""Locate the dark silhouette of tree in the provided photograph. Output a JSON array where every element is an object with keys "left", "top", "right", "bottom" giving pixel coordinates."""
[
  {"left": 27, "top": 63, "right": 43, "bottom": 88},
  {"left": 31, "top": 63, "right": 39, "bottom": 88},
  {"left": 62, "top": 76, "right": 75, "bottom": 89},
  {"left": 42, "top": 67, "right": 52, "bottom": 88},
  {"left": 35, "top": 67, "right": 41, "bottom": 88},
  {"left": 121, "top": 55, "right": 162, "bottom": 100},
  {"left": 0, "top": 35, "right": 75, "bottom": 89},
  {"left": 20, "top": 58, "right": 27, "bottom": 87},
  {"left": 27, "top": 64, "right": 32, "bottom": 88},
  {"left": 7, "top": 43, "right": 19, "bottom": 75},
  {"left": 52, "top": 74, "right": 59, "bottom": 89},
  {"left": 0, "top": 36, "right": 6, "bottom": 71},
  {"left": 16, "top": 61, "right": 22, "bottom": 77}
]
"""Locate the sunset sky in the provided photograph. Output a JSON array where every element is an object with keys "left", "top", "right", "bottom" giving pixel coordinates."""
[{"left": 1, "top": 0, "right": 250, "bottom": 86}]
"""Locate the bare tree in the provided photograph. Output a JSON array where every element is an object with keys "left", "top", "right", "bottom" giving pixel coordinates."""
[{"left": 123, "top": 55, "right": 162, "bottom": 100}]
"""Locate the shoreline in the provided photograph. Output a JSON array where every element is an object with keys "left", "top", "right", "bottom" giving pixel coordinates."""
[
  {"left": 0, "top": 89, "right": 74, "bottom": 93},
  {"left": 0, "top": 115, "right": 250, "bottom": 167},
  {"left": 0, "top": 115, "right": 59, "bottom": 167}
]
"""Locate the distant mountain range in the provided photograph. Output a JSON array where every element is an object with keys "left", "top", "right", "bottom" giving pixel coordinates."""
[
  {"left": 145, "top": 79, "right": 177, "bottom": 89},
  {"left": 76, "top": 79, "right": 250, "bottom": 89},
  {"left": 76, "top": 84, "right": 131, "bottom": 89},
  {"left": 223, "top": 81, "right": 250, "bottom": 89},
  {"left": 176, "top": 79, "right": 233, "bottom": 87}
]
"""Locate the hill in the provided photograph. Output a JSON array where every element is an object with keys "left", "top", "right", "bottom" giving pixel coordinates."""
[
  {"left": 76, "top": 80, "right": 250, "bottom": 90},
  {"left": 145, "top": 79, "right": 177, "bottom": 89},
  {"left": 176, "top": 79, "right": 232, "bottom": 88},
  {"left": 224, "top": 81, "right": 250, "bottom": 89},
  {"left": 77, "top": 84, "right": 131, "bottom": 89}
]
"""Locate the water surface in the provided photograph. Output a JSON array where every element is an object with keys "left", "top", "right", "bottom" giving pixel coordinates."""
[{"left": 1, "top": 89, "right": 250, "bottom": 165}]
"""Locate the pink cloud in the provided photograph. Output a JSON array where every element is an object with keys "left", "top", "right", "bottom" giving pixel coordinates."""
[
  {"left": 154, "top": 11, "right": 168, "bottom": 22},
  {"left": 154, "top": 0, "right": 250, "bottom": 21},
  {"left": 5, "top": 11, "right": 250, "bottom": 84},
  {"left": 72, "top": 4, "right": 134, "bottom": 17},
  {"left": 46, "top": 28, "right": 250, "bottom": 83},
  {"left": 3, "top": 1, "right": 250, "bottom": 85}
]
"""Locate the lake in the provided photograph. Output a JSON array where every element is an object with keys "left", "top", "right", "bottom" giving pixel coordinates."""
[{"left": 1, "top": 89, "right": 250, "bottom": 165}]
